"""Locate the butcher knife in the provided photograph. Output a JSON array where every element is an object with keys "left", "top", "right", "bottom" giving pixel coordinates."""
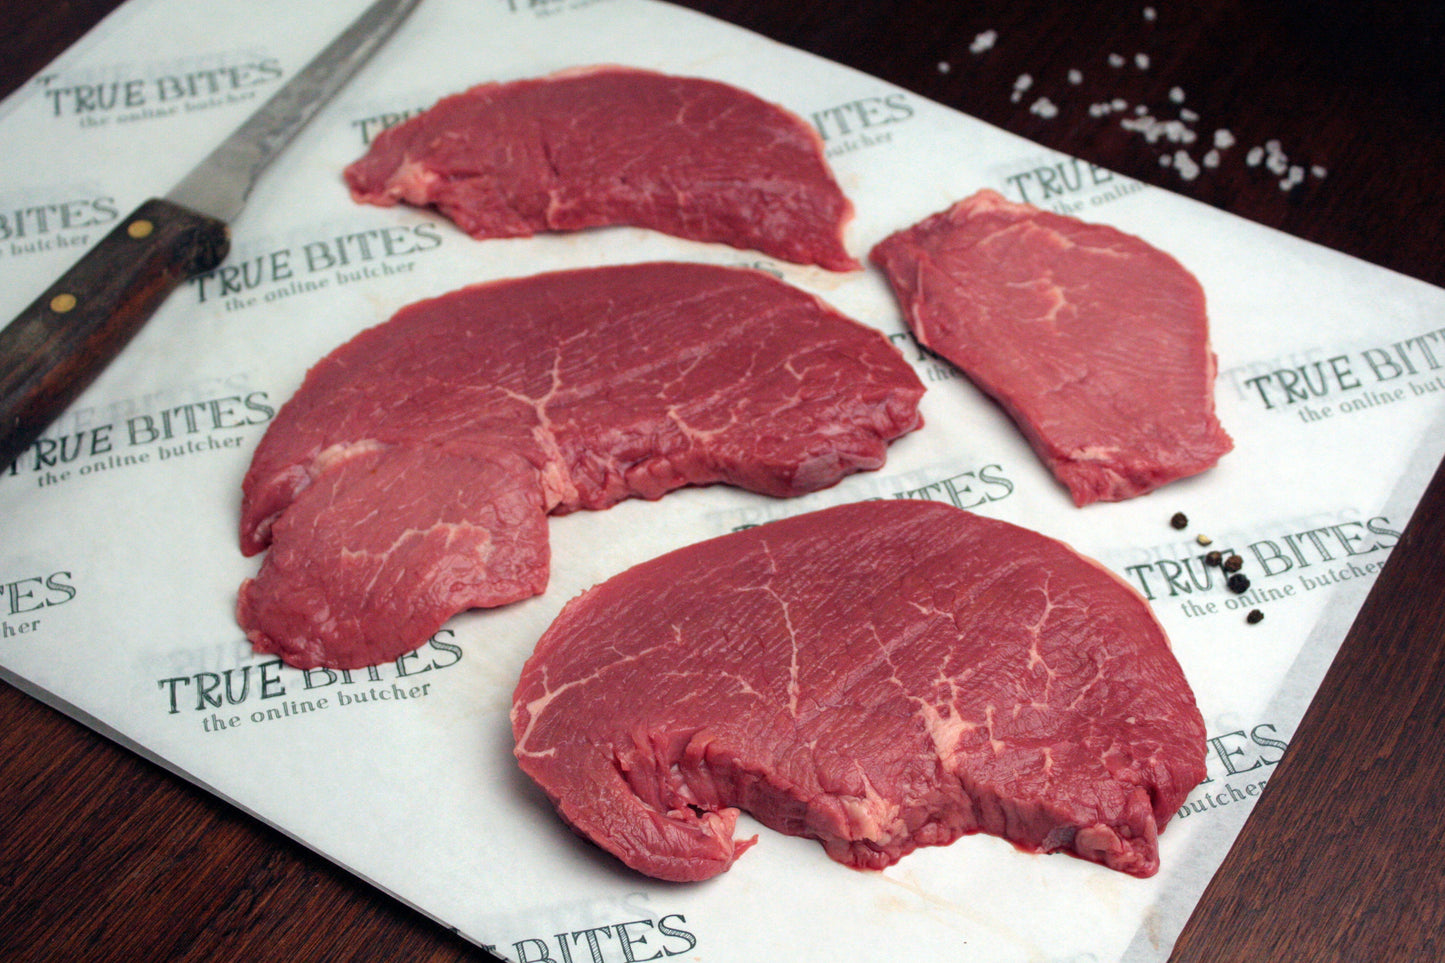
[{"left": 0, "top": 0, "right": 422, "bottom": 472}]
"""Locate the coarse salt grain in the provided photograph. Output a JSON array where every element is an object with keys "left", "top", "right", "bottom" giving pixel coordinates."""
[
  {"left": 1214, "top": 128, "right": 1235, "bottom": 149},
  {"left": 1246, "top": 146, "right": 1264, "bottom": 166},
  {"left": 970, "top": 30, "right": 997, "bottom": 54},
  {"left": 1068, "top": 69, "right": 1083, "bottom": 84},
  {"left": 1030, "top": 97, "right": 1059, "bottom": 118},
  {"left": 1180, "top": 108, "right": 1199, "bottom": 122},
  {"left": 1111, "top": 97, "right": 1128, "bottom": 111},
  {"left": 1203, "top": 148, "right": 1221, "bottom": 167},
  {"left": 1311, "top": 164, "right": 1328, "bottom": 178},
  {"left": 1109, "top": 53, "right": 1125, "bottom": 67},
  {"left": 1121, "top": 113, "right": 1194, "bottom": 145},
  {"left": 1175, "top": 150, "right": 1200, "bottom": 179},
  {"left": 938, "top": 61, "right": 951, "bottom": 74},
  {"left": 1135, "top": 53, "right": 1151, "bottom": 69},
  {"left": 1011, "top": 73, "right": 1033, "bottom": 102},
  {"left": 1169, "top": 86, "right": 1185, "bottom": 103},
  {"left": 1144, "top": 6, "right": 1157, "bottom": 20}
]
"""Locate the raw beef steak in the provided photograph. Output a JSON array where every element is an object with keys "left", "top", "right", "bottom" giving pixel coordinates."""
[
  {"left": 345, "top": 66, "right": 859, "bottom": 271},
  {"left": 238, "top": 262, "right": 923, "bottom": 669},
  {"left": 512, "top": 499, "right": 1206, "bottom": 882},
  {"left": 870, "top": 189, "right": 1232, "bottom": 506}
]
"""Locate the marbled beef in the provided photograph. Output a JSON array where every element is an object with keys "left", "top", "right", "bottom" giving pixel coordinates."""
[
  {"left": 512, "top": 500, "right": 1206, "bottom": 882},
  {"left": 238, "top": 262, "right": 923, "bottom": 669},
  {"left": 345, "top": 66, "right": 859, "bottom": 271},
  {"left": 871, "top": 189, "right": 1232, "bottom": 505}
]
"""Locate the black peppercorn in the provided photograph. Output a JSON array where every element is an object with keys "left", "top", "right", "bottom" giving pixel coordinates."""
[
  {"left": 1204, "top": 550, "right": 1223, "bottom": 567},
  {"left": 1227, "top": 573, "right": 1250, "bottom": 594},
  {"left": 1223, "top": 554, "right": 1243, "bottom": 572},
  {"left": 1170, "top": 512, "right": 1188, "bottom": 529},
  {"left": 1246, "top": 609, "right": 1264, "bottom": 624}
]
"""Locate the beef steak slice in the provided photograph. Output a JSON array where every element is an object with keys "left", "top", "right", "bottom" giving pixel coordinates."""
[
  {"left": 511, "top": 499, "right": 1207, "bottom": 882},
  {"left": 238, "top": 262, "right": 923, "bottom": 669},
  {"left": 871, "top": 189, "right": 1233, "bottom": 506},
  {"left": 345, "top": 65, "right": 860, "bottom": 271}
]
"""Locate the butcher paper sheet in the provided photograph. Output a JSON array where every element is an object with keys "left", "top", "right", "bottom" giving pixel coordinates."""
[{"left": 2, "top": 2, "right": 1443, "bottom": 961}]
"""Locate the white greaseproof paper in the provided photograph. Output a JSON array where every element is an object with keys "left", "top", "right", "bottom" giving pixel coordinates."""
[{"left": 2, "top": 2, "right": 1443, "bottom": 961}]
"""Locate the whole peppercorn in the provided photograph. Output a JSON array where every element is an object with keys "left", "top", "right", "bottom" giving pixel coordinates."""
[
  {"left": 1246, "top": 609, "right": 1264, "bottom": 624},
  {"left": 1223, "top": 554, "right": 1244, "bottom": 572},
  {"left": 1204, "top": 550, "right": 1223, "bottom": 567},
  {"left": 1170, "top": 512, "right": 1188, "bottom": 530},
  {"left": 1227, "top": 573, "right": 1251, "bottom": 594}
]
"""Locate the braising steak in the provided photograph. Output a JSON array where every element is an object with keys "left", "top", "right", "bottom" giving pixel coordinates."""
[
  {"left": 237, "top": 262, "right": 923, "bottom": 669},
  {"left": 512, "top": 500, "right": 1206, "bottom": 882},
  {"left": 871, "top": 189, "right": 1233, "bottom": 506},
  {"left": 345, "top": 66, "right": 860, "bottom": 271}
]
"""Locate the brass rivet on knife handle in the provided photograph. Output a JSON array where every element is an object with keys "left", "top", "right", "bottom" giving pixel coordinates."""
[{"left": 0, "top": 197, "right": 230, "bottom": 473}]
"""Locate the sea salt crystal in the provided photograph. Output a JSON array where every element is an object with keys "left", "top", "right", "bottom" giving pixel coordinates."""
[
  {"left": 971, "top": 30, "right": 997, "bottom": 54},
  {"left": 1175, "top": 150, "right": 1201, "bottom": 180},
  {"left": 938, "top": 61, "right": 951, "bottom": 74},
  {"left": 1121, "top": 113, "right": 1197, "bottom": 147},
  {"left": 1160, "top": 153, "right": 1173, "bottom": 166},
  {"left": 1169, "top": 87, "right": 1186, "bottom": 103},
  {"left": 1121, "top": 114, "right": 1156, "bottom": 137},
  {"left": 1203, "top": 149, "right": 1221, "bottom": 168},
  {"left": 1109, "top": 53, "right": 1126, "bottom": 67},
  {"left": 1030, "top": 97, "right": 1059, "bottom": 118},
  {"left": 1068, "top": 69, "right": 1083, "bottom": 84},
  {"left": 1180, "top": 108, "right": 1199, "bottom": 122},
  {"left": 1246, "top": 145, "right": 1264, "bottom": 166},
  {"left": 1214, "top": 128, "right": 1236, "bottom": 149},
  {"left": 1135, "top": 53, "right": 1151, "bottom": 69},
  {"left": 1111, "top": 97, "right": 1128, "bottom": 111},
  {"left": 1264, "top": 140, "right": 1289, "bottom": 174},
  {"left": 1011, "top": 73, "right": 1033, "bottom": 102},
  {"left": 1144, "top": 6, "right": 1157, "bottom": 20},
  {"left": 1311, "top": 165, "right": 1328, "bottom": 179}
]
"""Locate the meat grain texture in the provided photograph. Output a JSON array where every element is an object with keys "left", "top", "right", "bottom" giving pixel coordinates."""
[
  {"left": 237, "top": 263, "right": 923, "bottom": 669},
  {"left": 345, "top": 65, "right": 860, "bottom": 271},
  {"left": 512, "top": 500, "right": 1206, "bottom": 882},
  {"left": 871, "top": 189, "right": 1233, "bottom": 505}
]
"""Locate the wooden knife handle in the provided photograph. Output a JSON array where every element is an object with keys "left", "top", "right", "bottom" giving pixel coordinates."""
[{"left": 0, "top": 197, "right": 229, "bottom": 472}]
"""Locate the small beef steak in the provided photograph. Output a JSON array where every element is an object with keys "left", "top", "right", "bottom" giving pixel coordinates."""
[
  {"left": 345, "top": 65, "right": 859, "bottom": 271},
  {"left": 871, "top": 189, "right": 1232, "bottom": 506},
  {"left": 512, "top": 500, "right": 1206, "bottom": 882},
  {"left": 238, "top": 263, "right": 923, "bottom": 669}
]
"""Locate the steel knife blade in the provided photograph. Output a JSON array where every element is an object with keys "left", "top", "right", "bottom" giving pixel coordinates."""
[{"left": 0, "top": 0, "right": 422, "bottom": 472}]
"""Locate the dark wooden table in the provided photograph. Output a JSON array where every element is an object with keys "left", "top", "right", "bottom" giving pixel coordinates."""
[{"left": 2, "top": 2, "right": 1442, "bottom": 960}]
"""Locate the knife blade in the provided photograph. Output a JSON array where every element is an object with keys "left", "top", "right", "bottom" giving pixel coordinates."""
[{"left": 0, "top": 0, "right": 422, "bottom": 472}]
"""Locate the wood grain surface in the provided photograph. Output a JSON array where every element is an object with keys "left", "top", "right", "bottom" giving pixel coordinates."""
[{"left": 1, "top": 2, "right": 1442, "bottom": 961}]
